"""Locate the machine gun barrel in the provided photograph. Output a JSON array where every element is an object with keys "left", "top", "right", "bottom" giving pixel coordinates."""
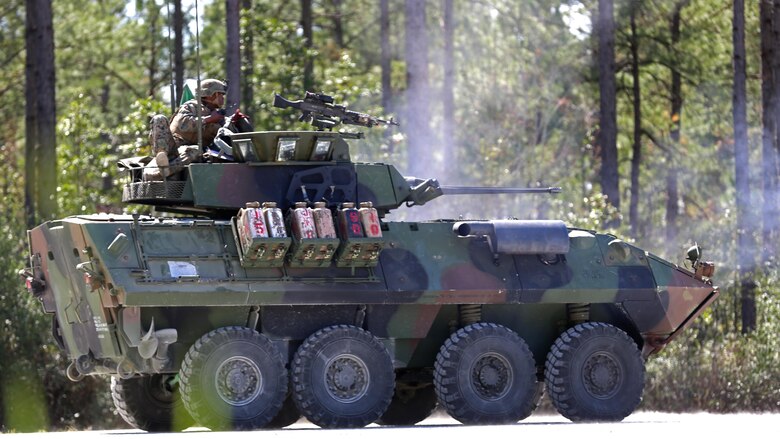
[
  {"left": 440, "top": 186, "right": 562, "bottom": 195},
  {"left": 274, "top": 92, "right": 399, "bottom": 130}
]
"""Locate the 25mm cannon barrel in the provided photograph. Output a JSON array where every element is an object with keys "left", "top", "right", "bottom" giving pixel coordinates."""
[
  {"left": 440, "top": 186, "right": 562, "bottom": 195},
  {"left": 404, "top": 177, "right": 562, "bottom": 206}
]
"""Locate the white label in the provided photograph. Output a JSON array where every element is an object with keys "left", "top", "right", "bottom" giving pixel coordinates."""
[
  {"left": 93, "top": 316, "right": 109, "bottom": 332},
  {"left": 168, "top": 261, "right": 198, "bottom": 278}
]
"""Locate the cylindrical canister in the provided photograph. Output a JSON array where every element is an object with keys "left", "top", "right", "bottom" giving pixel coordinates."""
[
  {"left": 338, "top": 202, "right": 364, "bottom": 238},
  {"left": 359, "top": 201, "right": 382, "bottom": 238},
  {"left": 262, "top": 202, "right": 287, "bottom": 238},
  {"left": 312, "top": 202, "right": 337, "bottom": 238},
  {"left": 291, "top": 202, "right": 317, "bottom": 240},
  {"left": 242, "top": 203, "right": 268, "bottom": 238}
]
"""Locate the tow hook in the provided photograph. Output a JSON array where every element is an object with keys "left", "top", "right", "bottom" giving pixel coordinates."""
[{"left": 66, "top": 354, "right": 95, "bottom": 382}]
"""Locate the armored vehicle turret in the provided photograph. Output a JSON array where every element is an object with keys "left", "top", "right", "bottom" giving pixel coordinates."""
[{"left": 21, "top": 93, "right": 718, "bottom": 431}]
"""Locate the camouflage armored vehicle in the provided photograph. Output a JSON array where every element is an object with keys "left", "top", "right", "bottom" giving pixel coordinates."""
[{"left": 21, "top": 93, "right": 718, "bottom": 431}]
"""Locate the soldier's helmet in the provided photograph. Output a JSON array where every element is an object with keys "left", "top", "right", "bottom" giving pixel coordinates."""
[{"left": 198, "top": 79, "right": 227, "bottom": 97}]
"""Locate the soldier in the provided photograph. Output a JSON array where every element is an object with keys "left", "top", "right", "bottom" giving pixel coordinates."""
[{"left": 144, "top": 78, "right": 227, "bottom": 181}]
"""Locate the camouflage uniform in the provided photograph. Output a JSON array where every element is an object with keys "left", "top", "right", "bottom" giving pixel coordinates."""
[
  {"left": 170, "top": 99, "right": 222, "bottom": 147},
  {"left": 149, "top": 114, "right": 177, "bottom": 157},
  {"left": 144, "top": 80, "right": 226, "bottom": 181},
  {"left": 144, "top": 114, "right": 200, "bottom": 182}
]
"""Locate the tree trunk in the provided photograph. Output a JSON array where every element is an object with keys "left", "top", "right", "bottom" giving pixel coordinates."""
[
  {"left": 380, "top": 0, "right": 393, "bottom": 145},
  {"left": 24, "top": 30, "right": 37, "bottom": 228},
  {"left": 667, "top": 1, "right": 687, "bottom": 248},
  {"left": 226, "top": 0, "right": 241, "bottom": 113},
  {"left": 100, "top": 83, "right": 110, "bottom": 114},
  {"left": 147, "top": 5, "right": 159, "bottom": 97},
  {"left": 596, "top": 0, "right": 619, "bottom": 216},
  {"left": 24, "top": 0, "right": 57, "bottom": 226},
  {"left": 404, "top": 0, "right": 431, "bottom": 177},
  {"left": 174, "top": 0, "right": 184, "bottom": 105},
  {"left": 241, "top": 0, "right": 255, "bottom": 119},
  {"left": 330, "top": 0, "right": 345, "bottom": 48},
  {"left": 761, "top": 0, "right": 779, "bottom": 263},
  {"left": 442, "top": 0, "right": 455, "bottom": 174},
  {"left": 734, "top": 0, "right": 755, "bottom": 333},
  {"left": 301, "top": 0, "right": 314, "bottom": 91},
  {"left": 770, "top": 0, "right": 780, "bottom": 259},
  {"left": 629, "top": 1, "right": 642, "bottom": 238}
]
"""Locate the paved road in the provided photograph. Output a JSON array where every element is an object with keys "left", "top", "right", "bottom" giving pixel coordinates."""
[{"left": 4, "top": 411, "right": 776, "bottom": 438}]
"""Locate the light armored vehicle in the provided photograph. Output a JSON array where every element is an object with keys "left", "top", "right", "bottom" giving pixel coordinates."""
[{"left": 21, "top": 93, "right": 718, "bottom": 431}]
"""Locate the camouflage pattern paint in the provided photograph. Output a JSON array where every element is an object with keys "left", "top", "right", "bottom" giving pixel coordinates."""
[
  {"left": 27, "top": 210, "right": 717, "bottom": 374},
  {"left": 22, "top": 129, "right": 718, "bottom": 427}
]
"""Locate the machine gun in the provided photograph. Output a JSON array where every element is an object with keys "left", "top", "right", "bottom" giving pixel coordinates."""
[{"left": 274, "top": 92, "right": 399, "bottom": 131}]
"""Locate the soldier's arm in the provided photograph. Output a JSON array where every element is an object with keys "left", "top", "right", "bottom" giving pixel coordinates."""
[
  {"left": 171, "top": 103, "right": 202, "bottom": 136},
  {"left": 204, "top": 110, "right": 225, "bottom": 124},
  {"left": 175, "top": 104, "right": 223, "bottom": 129}
]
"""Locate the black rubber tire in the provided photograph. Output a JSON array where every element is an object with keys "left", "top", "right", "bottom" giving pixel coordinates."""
[
  {"left": 377, "top": 380, "right": 437, "bottom": 426},
  {"left": 544, "top": 322, "right": 645, "bottom": 422},
  {"left": 291, "top": 325, "right": 395, "bottom": 428},
  {"left": 179, "top": 326, "right": 287, "bottom": 430},
  {"left": 264, "top": 391, "right": 301, "bottom": 428},
  {"left": 434, "top": 322, "right": 538, "bottom": 425},
  {"left": 110, "top": 374, "right": 193, "bottom": 432}
]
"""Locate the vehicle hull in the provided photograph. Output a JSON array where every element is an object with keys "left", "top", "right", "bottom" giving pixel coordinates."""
[{"left": 27, "top": 215, "right": 717, "bottom": 377}]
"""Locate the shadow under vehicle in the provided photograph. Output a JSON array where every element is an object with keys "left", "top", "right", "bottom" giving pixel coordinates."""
[{"left": 20, "top": 93, "right": 718, "bottom": 431}]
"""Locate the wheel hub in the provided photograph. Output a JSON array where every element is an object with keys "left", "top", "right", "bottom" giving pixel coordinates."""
[
  {"left": 324, "top": 354, "right": 369, "bottom": 403},
  {"left": 471, "top": 353, "right": 512, "bottom": 400},
  {"left": 582, "top": 351, "right": 622, "bottom": 399},
  {"left": 215, "top": 356, "right": 262, "bottom": 406},
  {"left": 147, "top": 374, "right": 176, "bottom": 403}
]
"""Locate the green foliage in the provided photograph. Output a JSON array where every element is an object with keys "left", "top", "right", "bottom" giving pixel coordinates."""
[
  {"left": 0, "top": 0, "right": 25, "bottom": 151},
  {"left": 1, "top": 0, "right": 779, "bottom": 427},
  {"left": 551, "top": 191, "right": 624, "bottom": 233},
  {"left": 2, "top": 370, "right": 48, "bottom": 432},
  {"left": 0, "top": 186, "right": 112, "bottom": 431},
  {"left": 644, "top": 281, "right": 780, "bottom": 411},
  {"left": 54, "top": 0, "right": 156, "bottom": 125},
  {"left": 0, "top": 105, "right": 119, "bottom": 432},
  {"left": 57, "top": 94, "right": 120, "bottom": 214},
  {"left": 115, "top": 97, "right": 171, "bottom": 157},
  {"left": 448, "top": 2, "right": 591, "bottom": 190},
  {"left": 200, "top": 0, "right": 384, "bottom": 133},
  {"left": 0, "top": 220, "right": 46, "bottom": 432}
]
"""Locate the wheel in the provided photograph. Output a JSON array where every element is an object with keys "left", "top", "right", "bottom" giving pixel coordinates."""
[
  {"left": 110, "top": 374, "right": 193, "bottom": 432},
  {"left": 264, "top": 389, "right": 301, "bottom": 428},
  {"left": 434, "top": 322, "right": 538, "bottom": 425},
  {"left": 179, "top": 326, "right": 287, "bottom": 430},
  {"left": 291, "top": 325, "right": 394, "bottom": 428},
  {"left": 544, "top": 322, "right": 645, "bottom": 422},
  {"left": 377, "top": 371, "right": 437, "bottom": 425}
]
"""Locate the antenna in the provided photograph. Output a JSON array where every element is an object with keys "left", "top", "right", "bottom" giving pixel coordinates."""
[
  {"left": 195, "top": 0, "right": 202, "bottom": 151},
  {"left": 164, "top": 0, "right": 176, "bottom": 113}
]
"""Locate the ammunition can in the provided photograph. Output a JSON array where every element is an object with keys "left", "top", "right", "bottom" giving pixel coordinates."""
[
  {"left": 262, "top": 201, "right": 287, "bottom": 238},
  {"left": 291, "top": 202, "right": 317, "bottom": 240},
  {"left": 313, "top": 202, "right": 337, "bottom": 238},
  {"left": 359, "top": 201, "right": 382, "bottom": 238},
  {"left": 338, "top": 202, "right": 364, "bottom": 238}
]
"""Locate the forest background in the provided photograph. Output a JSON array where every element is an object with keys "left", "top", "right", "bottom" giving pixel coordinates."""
[{"left": 2, "top": 0, "right": 779, "bottom": 432}]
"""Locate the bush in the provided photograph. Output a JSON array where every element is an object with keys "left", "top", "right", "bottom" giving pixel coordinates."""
[{"left": 643, "top": 280, "right": 780, "bottom": 412}]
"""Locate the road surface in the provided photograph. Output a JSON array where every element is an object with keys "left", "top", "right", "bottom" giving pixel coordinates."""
[{"left": 4, "top": 411, "right": 776, "bottom": 437}]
